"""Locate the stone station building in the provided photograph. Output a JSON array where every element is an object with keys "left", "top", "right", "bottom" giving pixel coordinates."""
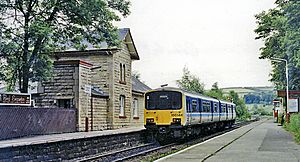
[{"left": 34, "top": 28, "right": 151, "bottom": 131}]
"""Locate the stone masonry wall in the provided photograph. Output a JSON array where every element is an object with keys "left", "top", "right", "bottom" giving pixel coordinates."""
[
  {"left": 112, "top": 42, "right": 132, "bottom": 129},
  {"left": 55, "top": 54, "right": 111, "bottom": 94},
  {"left": 34, "top": 62, "right": 78, "bottom": 108},
  {"left": 78, "top": 64, "right": 92, "bottom": 131},
  {"left": 130, "top": 94, "right": 145, "bottom": 127},
  {"left": 0, "top": 131, "right": 146, "bottom": 161},
  {"left": 35, "top": 60, "right": 93, "bottom": 132},
  {"left": 54, "top": 54, "right": 114, "bottom": 129},
  {"left": 90, "top": 97, "right": 109, "bottom": 131}
]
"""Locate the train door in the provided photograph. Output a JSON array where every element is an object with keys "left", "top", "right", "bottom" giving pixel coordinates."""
[
  {"left": 219, "top": 101, "right": 222, "bottom": 121},
  {"left": 226, "top": 104, "right": 229, "bottom": 120},
  {"left": 212, "top": 102, "right": 219, "bottom": 122},
  {"left": 210, "top": 101, "right": 214, "bottom": 121},
  {"left": 198, "top": 99, "right": 202, "bottom": 123},
  {"left": 202, "top": 100, "right": 210, "bottom": 123},
  {"left": 230, "top": 105, "right": 234, "bottom": 119},
  {"left": 186, "top": 97, "right": 192, "bottom": 125},
  {"left": 191, "top": 99, "right": 199, "bottom": 124},
  {"left": 228, "top": 105, "right": 232, "bottom": 120}
]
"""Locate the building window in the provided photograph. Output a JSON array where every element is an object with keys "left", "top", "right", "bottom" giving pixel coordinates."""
[
  {"left": 119, "top": 95, "right": 125, "bottom": 117},
  {"left": 123, "top": 64, "right": 126, "bottom": 82},
  {"left": 57, "top": 99, "right": 71, "bottom": 108},
  {"left": 133, "top": 98, "right": 138, "bottom": 118},
  {"left": 120, "top": 63, "right": 123, "bottom": 82},
  {"left": 119, "top": 63, "right": 126, "bottom": 84}
]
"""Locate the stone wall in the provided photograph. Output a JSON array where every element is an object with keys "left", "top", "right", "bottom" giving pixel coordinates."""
[
  {"left": 90, "top": 97, "right": 109, "bottom": 131},
  {"left": 35, "top": 60, "right": 92, "bottom": 131},
  {"left": 34, "top": 61, "right": 78, "bottom": 108},
  {"left": 78, "top": 63, "right": 92, "bottom": 131},
  {"left": 0, "top": 130, "right": 146, "bottom": 161},
  {"left": 112, "top": 42, "right": 133, "bottom": 129},
  {"left": 53, "top": 53, "right": 114, "bottom": 129},
  {"left": 131, "top": 93, "right": 145, "bottom": 127}
]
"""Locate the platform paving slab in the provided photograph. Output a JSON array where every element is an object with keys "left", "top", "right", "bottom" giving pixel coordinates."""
[{"left": 156, "top": 119, "right": 300, "bottom": 162}]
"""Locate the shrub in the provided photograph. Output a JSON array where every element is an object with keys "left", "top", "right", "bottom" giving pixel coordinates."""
[{"left": 285, "top": 113, "right": 300, "bottom": 143}]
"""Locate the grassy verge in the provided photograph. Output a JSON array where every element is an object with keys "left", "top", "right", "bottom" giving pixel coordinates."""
[{"left": 284, "top": 113, "right": 300, "bottom": 144}]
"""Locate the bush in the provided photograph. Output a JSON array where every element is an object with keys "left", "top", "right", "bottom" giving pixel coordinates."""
[{"left": 285, "top": 113, "right": 300, "bottom": 143}]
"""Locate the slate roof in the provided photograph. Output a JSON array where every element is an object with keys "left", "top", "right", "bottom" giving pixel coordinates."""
[
  {"left": 58, "top": 28, "right": 139, "bottom": 60},
  {"left": 132, "top": 76, "right": 151, "bottom": 94}
]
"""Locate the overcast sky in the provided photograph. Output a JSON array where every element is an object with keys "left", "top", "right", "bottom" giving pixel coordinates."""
[{"left": 116, "top": 0, "right": 276, "bottom": 89}]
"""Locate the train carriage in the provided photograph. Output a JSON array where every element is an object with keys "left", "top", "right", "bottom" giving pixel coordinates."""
[{"left": 144, "top": 87, "right": 236, "bottom": 140}]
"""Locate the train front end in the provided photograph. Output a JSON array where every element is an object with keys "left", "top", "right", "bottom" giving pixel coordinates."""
[{"left": 144, "top": 89, "right": 185, "bottom": 139}]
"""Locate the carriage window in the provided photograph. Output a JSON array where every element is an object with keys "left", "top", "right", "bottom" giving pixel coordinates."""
[
  {"left": 192, "top": 100, "right": 197, "bottom": 112},
  {"left": 221, "top": 104, "right": 226, "bottom": 113},
  {"left": 145, "top": 91, "right": 182, "bottom": 110},
  {"left": 202, "top": 101, "right": 211, "bottom": 112}
]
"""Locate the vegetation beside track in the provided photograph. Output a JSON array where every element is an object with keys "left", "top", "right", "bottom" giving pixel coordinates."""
[{"left": 285, "top": 114, "right": 300, "bottom": 144}]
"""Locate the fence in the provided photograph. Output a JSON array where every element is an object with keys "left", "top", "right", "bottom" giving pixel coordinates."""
[{"left": 0, "top": 107, "right": 76, "bottom": 140}]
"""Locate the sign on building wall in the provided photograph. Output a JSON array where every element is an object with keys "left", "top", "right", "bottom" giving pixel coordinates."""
[
  {"left": 0, "top": 93, "right": 31, "bottom": 106},
  {"left": 288, "top": 98, "right": 299, "bottom": 113}
]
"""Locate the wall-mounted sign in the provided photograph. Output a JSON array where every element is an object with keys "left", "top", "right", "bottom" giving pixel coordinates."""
[
  {"left": 84, "top": 85, "right": 91, "bottom": 95},
  {"left": 0, "top": 93, "right": 31, "bottom": 106},
  {"left": 288, "top": 98, "right": 299, "bottom": 113}
]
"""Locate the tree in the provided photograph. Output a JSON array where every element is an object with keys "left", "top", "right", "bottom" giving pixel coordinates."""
[
  {"left": 205, "top": 82, "right": 227, "bottom": 100},
  {"left": 0, "top": 0, "right": 130, "bottom": 92},
  {"left": 255, "top": 0, "right": 300, "bottom": 90},
  {"left": 228, "top": 90, "right": 250, "bottom": 119},
  {"left": 132, "top": 70, "right": 141, "bottom": 80},
  {"left": 176, "top": 66, "right": 205, "bottom": 94}
]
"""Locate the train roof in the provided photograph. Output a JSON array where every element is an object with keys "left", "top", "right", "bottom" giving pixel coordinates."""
[
  {"left": 149, "top": 87, "right": 220, "bottom": 102},
  {"left": 219, "top": 99, "right": 236, "bottom": 105}
]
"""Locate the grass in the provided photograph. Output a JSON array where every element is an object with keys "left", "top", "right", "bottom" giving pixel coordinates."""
[{"left": 284, "top": 113, "right": 300, "bottom": 144}]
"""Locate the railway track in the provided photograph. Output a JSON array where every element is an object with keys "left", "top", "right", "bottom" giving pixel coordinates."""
[
  {"left": 116, "top": 120, "right": 256, "bottom": 162},
  {"left": 76, "top": 142, "right": 160, "bottom": 162},
  {"left": 76, "top": 120, "right": 256, "bottom": 162}
]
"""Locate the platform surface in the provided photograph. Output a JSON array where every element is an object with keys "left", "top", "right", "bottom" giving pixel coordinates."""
[
  {"left": 0, "top": 126, "right": 144, "bottom": 149},
  {"left": 156, "top": 119, "right": 300, "bottom": 162}
]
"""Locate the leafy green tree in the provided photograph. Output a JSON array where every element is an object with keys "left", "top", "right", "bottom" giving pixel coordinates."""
[
  {"left": 205, "top": 82, "right": 227, "bottom": 100},
  {"left": 176, "top": 66, "right": 205, "bottom": 94},
  {"left": 228, "top": 90, "right": 250, "bottom": 119},
  {"left": 255, "top": 0, "right": 300, "bottom": 90},
  {"left": 0, "top": 0, "right": 130, "bottom": 92},
  {"left": 132, "top": 70, "right": 141, "bottom": 80}
]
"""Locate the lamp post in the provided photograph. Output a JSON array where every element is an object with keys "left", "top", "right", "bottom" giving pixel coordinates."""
[{"left": 270, "top": 57, "right": 289, "bottom": 115}]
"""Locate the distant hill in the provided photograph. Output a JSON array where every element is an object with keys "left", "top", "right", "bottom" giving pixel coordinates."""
[{"left": 221, "top": 86, "right": 275, "bottom": 105}]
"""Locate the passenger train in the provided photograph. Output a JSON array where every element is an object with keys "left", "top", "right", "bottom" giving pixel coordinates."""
[{"left": 144, "top": 87, "right": 236, "bottom": 140}]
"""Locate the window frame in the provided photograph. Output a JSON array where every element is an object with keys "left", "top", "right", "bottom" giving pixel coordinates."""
[
  {"left": 119, "top": 95, "right": 125, "bottom": 117},
  {"left": 133, "top": 98, "right": 139, "bottom": 118}
]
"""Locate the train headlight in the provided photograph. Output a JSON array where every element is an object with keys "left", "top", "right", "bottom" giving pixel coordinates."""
[
  {"left": 172, "top": 118, "right": 181, "bottom": 123},
  {"left": 146, "top": 118, "right": 154, "bottom": 123}
]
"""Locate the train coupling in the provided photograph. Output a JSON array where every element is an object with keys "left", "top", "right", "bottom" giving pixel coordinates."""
[{"left": 159, "top": 127, "right": 167, "bottom": 134}]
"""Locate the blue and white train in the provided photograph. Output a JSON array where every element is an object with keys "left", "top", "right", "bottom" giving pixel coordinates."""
[{"left": 144, "top": 87, "right": 236, "bottom": 139}]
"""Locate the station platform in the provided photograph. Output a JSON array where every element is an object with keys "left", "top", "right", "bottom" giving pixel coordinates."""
[
  {"left": 156, "top": 119, "right": 300, "bottom": 162},
  {"left": 0, "top": 126, "right": 144, "bottom": 149}
]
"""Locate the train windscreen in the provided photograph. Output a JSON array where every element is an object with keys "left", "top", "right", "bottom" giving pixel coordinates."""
[{"left": 145, "top": 91, "right": 182, "bottom": 110}]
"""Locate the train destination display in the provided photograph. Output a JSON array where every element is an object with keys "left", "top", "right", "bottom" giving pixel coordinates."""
[{"left": 0, "top": 93, "right": 31, "bottom": 106}]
